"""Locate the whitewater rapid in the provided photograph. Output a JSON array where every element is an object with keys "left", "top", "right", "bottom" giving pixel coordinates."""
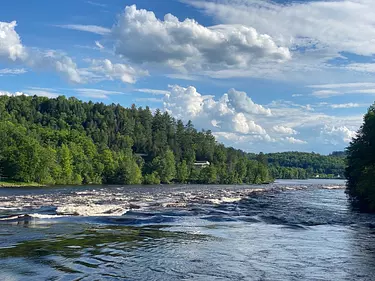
[
  {"left": 0, "top": 181, "right": 346, "bottom": 224},
  {"left": 4, "top": 180, "right": 375, "bottom": 281}
]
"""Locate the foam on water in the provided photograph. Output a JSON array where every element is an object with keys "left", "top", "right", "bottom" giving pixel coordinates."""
[
  {"left": 208, "top": 197, "right": 242, "bottom": 204},
  {"left": 29, "top": 214, "right": 68, "bottom": 219},
  {"left": 56, "top": 204, "right": 128, "bottom": 216},
  {"left": 0, "top": 215, "right": 23, "bottom": 221},
  {"left": 0, "top": 181, "right": 347, "bottom": 223},
  {"left": 322, "top": 185, "right": 345, "bottom": 190}
]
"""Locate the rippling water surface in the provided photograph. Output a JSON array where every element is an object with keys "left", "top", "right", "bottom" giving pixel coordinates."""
[{"left": 1, "top": 179, "right": 375, "bottom": 281}]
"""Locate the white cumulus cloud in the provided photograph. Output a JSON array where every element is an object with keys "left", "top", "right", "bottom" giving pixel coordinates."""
[
  {"left": 284, "top": 136, "right": 307, "bottom": 145},
  {"left": 1, "top": 20, "right": 147, "bottom": 85},
  {"left": 272, "top": 125, "right": 297, "bottom": 135},
  {"left": 163, "top": 85, "right": 269, "bottom": 136},
  {"left": 320, "top": 125, "right": 357, "bottom": 145},
  {"left": 87, "top": 59, "right": 148, "bottom": 84},
  {"left": 184, "top": 0, "right": 375, "bottom": 81},
  {"left": 0, "top": 90, "right": 26, "bottom": 97},
  {"left": 227, "top": 88, "right": 271, "bottom": 116},
  {"left": 0, "top": 21, "right": 27, "bottom": 61},
  {"left": 0, "top": 87, "right": 59, "bottom": 98},
  {"left": 187, "top": 0, "right": 375, "bottom": 56},
  {"left": 232, "top": 113, "right": 266, "bottom": 134},
  {"left": 112, "top": 5, "right": 290, "bottom": 72},
  {"left": 0, "top": 21, "right": 82, "bottom": 83}
]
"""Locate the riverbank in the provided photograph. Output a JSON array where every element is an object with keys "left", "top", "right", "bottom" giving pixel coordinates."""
[
  {"left": 0, "top": 179, "right": 343, "bottom": 188},
  {"left": 0, "top": 181, "right": 46, "bottom": 188}
]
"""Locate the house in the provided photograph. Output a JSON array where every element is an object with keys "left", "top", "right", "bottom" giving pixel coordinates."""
[
  {"left": 135, "top": 153, "right": 148, "bottom": 158},
  {"left": 194, "top": 161, "right": 210, "bottom": 168}
]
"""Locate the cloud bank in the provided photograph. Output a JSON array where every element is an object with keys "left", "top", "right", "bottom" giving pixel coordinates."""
[{"left": 112, "top": 5, "right": 290, "bottom": 72}]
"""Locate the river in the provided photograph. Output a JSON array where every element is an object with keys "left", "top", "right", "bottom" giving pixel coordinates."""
[{"left": 1, "top": 179, "right": 375, "bottom": 281}]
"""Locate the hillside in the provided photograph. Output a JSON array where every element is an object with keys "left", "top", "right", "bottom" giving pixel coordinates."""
[
  {"left": 266, "top": 151, "right": 346, "bottom": 179},
  {"left": 0, "top": 95, "right": 270, "bottom": 185}
]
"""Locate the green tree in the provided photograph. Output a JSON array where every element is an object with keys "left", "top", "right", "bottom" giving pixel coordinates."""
[
  {"left": 199, "top": 165, "right": 217, "bottom": 184},
  {"left": 143, "top": 172, "right": 161, "bottom": 185},
  {"left": 346, "top": 104, "right": 375, "bottom": 212},
  {"left": 152, "top": 149, "right": 176, "bottom": 183},
  {"left": 114, "top": 152, "right": 142, "bottom": 185},
  {"left": 58, "top": 144, "right": 74, "bottom": 184},
  {"left": 101, "top": 148, "right": 116, "bottom": 183},
  {"left": 176, "top": 160, "right": 189, "bottom": 183}
]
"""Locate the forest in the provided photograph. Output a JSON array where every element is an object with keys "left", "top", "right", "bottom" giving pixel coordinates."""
[
  {"left": 266, "top": 151, "right": 346, "bottom": 179},
  {"left": 0, "top": 95, "right": 348, "bottom": 185},
  {"left": 0, "top": 95, "right": 271, "bottom": 185}
]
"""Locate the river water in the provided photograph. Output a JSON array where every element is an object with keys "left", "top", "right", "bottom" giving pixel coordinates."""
[{"left": 1, "top": 180, "right": 375, "bottom": 281}]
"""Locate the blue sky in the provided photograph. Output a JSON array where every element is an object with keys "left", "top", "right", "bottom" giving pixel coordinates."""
[{"left": 1, "top": 0, "right": 375, "bottom": 154}]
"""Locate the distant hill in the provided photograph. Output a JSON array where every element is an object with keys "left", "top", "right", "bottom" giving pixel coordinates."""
[
  {"left": 265, "top": 151, "right": 346, "bottom": 179},
  {"left": 329, "top": 151, "right": 346, "bottom": 158}
]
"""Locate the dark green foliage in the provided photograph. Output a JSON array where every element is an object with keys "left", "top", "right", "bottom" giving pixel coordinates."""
[
  {"left": 346, "top": 105, "right": 375, "bottom": 212},
  {"left": 330, "top": 151, "right": 346, "bottom": 158},
  {"left": 0, "top": 95, "right": 272, "bottom": 185},
  {"left": 266, "top": 151, "right": 346, "bottom": 179}
]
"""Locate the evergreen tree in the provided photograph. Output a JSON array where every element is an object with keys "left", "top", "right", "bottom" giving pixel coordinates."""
[{"left": 346, "top": 104, "right": 375, "bottom": 212}]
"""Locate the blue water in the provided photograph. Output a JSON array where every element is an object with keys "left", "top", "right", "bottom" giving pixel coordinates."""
[{"left": 1, "top": 180, "right": 375, "bottom": 281}]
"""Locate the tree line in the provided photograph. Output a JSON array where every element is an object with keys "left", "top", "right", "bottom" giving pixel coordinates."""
[
  {"left": 266, "top": 151, "right": 346, "bottom": 179},
  {"left": 0, "top": 95, "right": 271, "bottom": 185}
]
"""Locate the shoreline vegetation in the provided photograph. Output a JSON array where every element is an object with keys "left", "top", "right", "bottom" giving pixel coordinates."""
[
  {"left": 0, "top": 178, "right": 345, "bottom": 188},
  {"left": 0, "top": 181, "right": 46, "bottom": 188},
  {"left": 0, "top": 95, "right": 345, "bottom": 187},
  {"left": 346, "top": 104, "right": 375, "bottom": 212}
]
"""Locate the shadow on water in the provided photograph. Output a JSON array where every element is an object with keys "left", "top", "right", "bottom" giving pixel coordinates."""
[{"left": 345, "top": 218, "right": 375, "bottom": 281}]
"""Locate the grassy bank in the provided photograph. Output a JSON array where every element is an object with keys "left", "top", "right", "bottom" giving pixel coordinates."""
[{"left": 0, "top": 181, "right": 46, "bottom": 188}]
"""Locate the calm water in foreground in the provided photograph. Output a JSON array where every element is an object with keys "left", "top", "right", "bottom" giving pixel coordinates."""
[{"left": 1, "top": 179, "right": 375, "bottom": 281}]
